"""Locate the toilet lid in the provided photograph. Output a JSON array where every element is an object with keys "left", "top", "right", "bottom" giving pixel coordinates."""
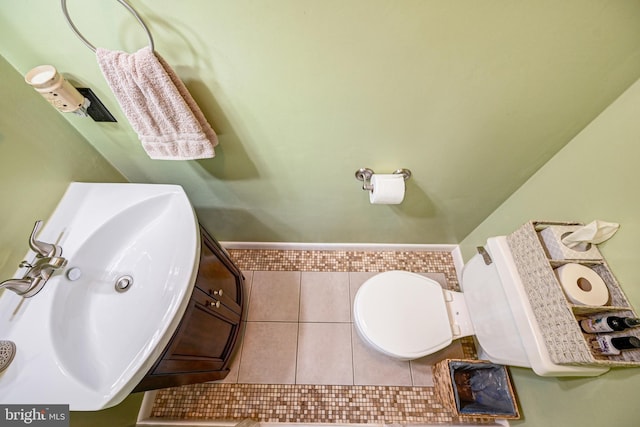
[{"left": 354, "top": 271, "right": 453, "bottom": 359}]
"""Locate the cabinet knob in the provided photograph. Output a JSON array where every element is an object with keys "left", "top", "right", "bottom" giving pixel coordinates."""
[
  {"left": 209, "top": 288, "right": 223, "bottom": 297},
  {"left": 208, "top": 300, "right": 221, "bottom": 309}
]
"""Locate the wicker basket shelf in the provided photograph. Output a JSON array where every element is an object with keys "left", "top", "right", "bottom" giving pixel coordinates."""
[{"left": 506, "top": 221, "right": 640, "bottom": 367}]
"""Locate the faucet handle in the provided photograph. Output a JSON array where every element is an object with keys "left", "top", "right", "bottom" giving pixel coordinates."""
[{"left": 28, "top": 220, "right": 60, "bottom": 258}]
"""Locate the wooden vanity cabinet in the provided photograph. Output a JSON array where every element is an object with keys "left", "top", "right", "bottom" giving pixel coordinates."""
[{"left": 133, "top": 226, "right": 244, "bottom": 392}]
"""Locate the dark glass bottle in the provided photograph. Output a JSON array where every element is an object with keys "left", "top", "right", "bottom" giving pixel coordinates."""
[
  {"left": 580, "top": 316, "right": 640, "bottom": 333},
  {"left": 596, "top": 335, "right": 640, "bottom": 356},
  {"left": 611, "top": 336, "right": 640, "bottom": 350}
]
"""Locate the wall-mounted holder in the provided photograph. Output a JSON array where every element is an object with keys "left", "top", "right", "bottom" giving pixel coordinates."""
[
  {"left": 25, "top": 65, "right": 89, "bottom": 115},
  {"left": 76, "top": 88, "right": 117, "bottom": 122},
  {"left": 61, "top": 0, "right": 155, "bottom": 54},
  {"left": 24, "top": 65, "right": 116, "bottom": 122},
  {"left": 355, "top": 167, "right": 411, "bottom": 191}
]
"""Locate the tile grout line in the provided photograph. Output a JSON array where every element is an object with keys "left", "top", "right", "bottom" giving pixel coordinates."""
[
  {"left": 233, "top": 270, "right": 253, "bottom": 383},
  {"left": 294, "top": 271, "right": 302, "bottom": 385},
  {"left": 349, "top": 273, "right": 356, "bottom": 386},
  {"left": 409, "top": 359, "right": 415, "bottom": 386}
]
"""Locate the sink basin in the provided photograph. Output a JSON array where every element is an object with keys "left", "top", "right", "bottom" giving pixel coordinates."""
[{"left": 0, "top": 183, "right": 200, "bottom": 410}]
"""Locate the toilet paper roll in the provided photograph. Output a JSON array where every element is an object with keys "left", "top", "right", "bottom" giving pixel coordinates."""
[
  {"left": 369, "top": 174, "right": 405, "bottom": 204},
  {"left": 554, "top": 263, "right": 609, "bottom": 306}
]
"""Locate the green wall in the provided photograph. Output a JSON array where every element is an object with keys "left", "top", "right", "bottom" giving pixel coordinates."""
[
  {"left": 0, "top": 55, "right": 126, "bottom": 280},
  {"left": 460, "top": 77, "right": 640, "bottom": 426},
  {"left": 0, "top": 54, "right": 137, "bottom": 426},
  {"left": 2, "top": 1, "right": 640, "bottom": 244}
]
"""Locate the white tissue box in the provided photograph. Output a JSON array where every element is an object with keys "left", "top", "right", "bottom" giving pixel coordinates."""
[{"left": 539, "top": 225, "right": 603, "bottom": 260}]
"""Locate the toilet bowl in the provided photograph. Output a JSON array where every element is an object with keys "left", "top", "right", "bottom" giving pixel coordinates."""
[
  {"left": 353, "top": 271, "right": 474, "bottom": 360},
  {"left": 352, "top": 237, "right": 610, "bottom": 377}
]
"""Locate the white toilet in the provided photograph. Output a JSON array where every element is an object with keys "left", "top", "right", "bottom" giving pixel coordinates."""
[
  {"left": 353, "top": 236, "right": 610, "bottom": 377},
  {"left": 353, "top": 270, "right": 474, "bottom": 360}
]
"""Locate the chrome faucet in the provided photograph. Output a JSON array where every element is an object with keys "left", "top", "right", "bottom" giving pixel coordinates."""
[
  {"left": 29, "top": 220, "right": 62, "bottom": 257},
  {"left": 0, "top": 279, "right": 33, "bottom": 295},
  {"left": 0, "top": 221, "right": 67, "bottom": 298}
]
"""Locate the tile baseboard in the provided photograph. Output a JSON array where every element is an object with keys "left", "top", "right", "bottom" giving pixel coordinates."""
[{"left": 220, "top": 241, "right": 459, "bottom": 252}]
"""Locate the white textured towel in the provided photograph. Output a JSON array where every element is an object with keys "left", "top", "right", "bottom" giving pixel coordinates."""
[{"left": 96, "top": 46, "right": 218, "bottom": 160}]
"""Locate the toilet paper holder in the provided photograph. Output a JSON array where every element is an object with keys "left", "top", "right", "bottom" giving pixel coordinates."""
[{"left": 355, "top": 168, "right": 411, "bottom": 191}]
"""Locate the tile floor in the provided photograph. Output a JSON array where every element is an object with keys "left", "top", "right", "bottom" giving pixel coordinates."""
[
  {"left": 150, "top": 248, "right": 490, "bottom": 424},
  {"left": 225, "top": 270, "right": 465, "bottom": 387}
]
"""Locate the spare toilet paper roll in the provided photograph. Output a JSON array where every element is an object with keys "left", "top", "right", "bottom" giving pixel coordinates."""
[
  {"left": 554, "top": 263, "right": 609, "bottom": 306},
  {"left": 369, "top": 174, "right": 405, "bottom": 204}
]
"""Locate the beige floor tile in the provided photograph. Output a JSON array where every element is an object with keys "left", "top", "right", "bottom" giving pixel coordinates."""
[
  {"left": 348, "top": 272, "right": 377, "bottom": 318},
  {"left": 296, "top": 322, "right": 353, "bottom": 385},
  {"left": 351, "top": 325, "right": 412, "bottom": 386},
  {"left": 300, "top": 272, "right": 351, "bottom": 322},
  {"left": 241, "top": 270, "right": 253, "bottom": 321},
  {"left": 237, "top": 322, "right": 298, "bottom": 384},
  {"left": 214, "top": 321, "right": 246, "bottom": 384},
  {"left": 418, "top": 271, "right": 448, "bottom": 287},
  {"left": 410, "top": 340, "right": 465, "bottom": 386},
  {"left": 247, "top": 271, "right": 300, "bottom": 321}
]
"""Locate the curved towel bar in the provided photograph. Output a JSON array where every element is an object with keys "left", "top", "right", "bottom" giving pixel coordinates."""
[{"left": 60, "top": 0, "right": 154, "bottom": 53}]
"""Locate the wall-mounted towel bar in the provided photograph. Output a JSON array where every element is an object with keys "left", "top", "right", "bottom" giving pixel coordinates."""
[{"left": 60, "top": 0, "right": 154, "bottom": 53}]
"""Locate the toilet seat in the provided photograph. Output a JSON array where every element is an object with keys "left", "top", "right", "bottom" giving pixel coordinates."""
[{"left": 353, "top": 271, "right": 453, "bottom": 360}]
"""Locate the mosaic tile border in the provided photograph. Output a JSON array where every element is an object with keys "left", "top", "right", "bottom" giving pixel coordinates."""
[
  {"left": 151, "top": 383, "right": 492, "bottom": 424},
  {"left": 150, "top": 249, "right": 487, "bottom": 425},
  {"left": 228, "top": 249, "right": 460, "bottom": 290}
]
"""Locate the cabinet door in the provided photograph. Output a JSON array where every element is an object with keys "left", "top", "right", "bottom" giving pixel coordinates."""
[
  {"left": 152, "top": 228, "right": 243, "bottom": 374},
  {"left": 133, "top": 225, "right": 245, "bottom": 392},
  {"left": 153, "top": 288, "right": 238, "bottom": 374},
  {"left": 196, "top": 227, "right": 243, "bottom": 315}
]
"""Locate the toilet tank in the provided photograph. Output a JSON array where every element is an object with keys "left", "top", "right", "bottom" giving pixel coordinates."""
[
  {"left": 461, "top": 250, "right": 530, "bottom": 368},
  {"left": 462, "top": 237, "right": 609, "bottom": 377}
]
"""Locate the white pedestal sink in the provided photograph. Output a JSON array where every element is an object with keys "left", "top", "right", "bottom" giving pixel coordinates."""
[{"left": 0, "top": 183, "right": 200, "bottom": 410}]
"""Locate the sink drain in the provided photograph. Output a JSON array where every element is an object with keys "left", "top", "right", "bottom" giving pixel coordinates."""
[
  {"left": 66, "top": 267, "right": 82, "bottom": 281},
  {"left": 115, "top": 275, "right": 134, "bottom": 293}
]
